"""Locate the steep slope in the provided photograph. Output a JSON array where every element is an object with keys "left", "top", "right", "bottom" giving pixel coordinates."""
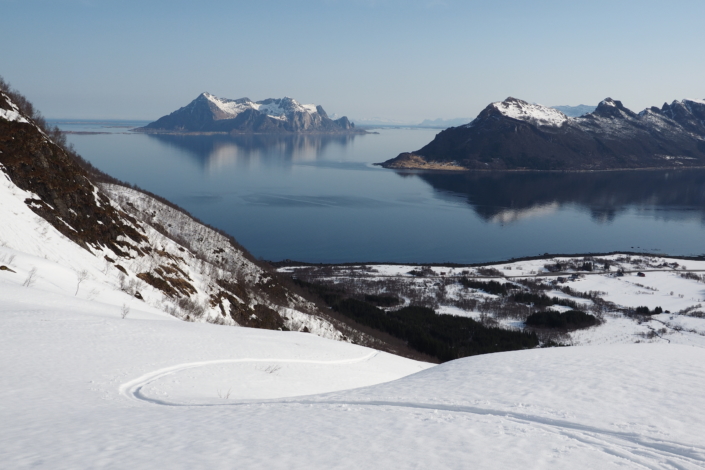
[
  {"left": 381, "top": 97, "right": 705, "bottom": 171},
  {"left": 0, "top": 81, "right": 403, "bottom": 353},
  {"left": 137, "top": 92, "right": 362, "bottom": 134}
]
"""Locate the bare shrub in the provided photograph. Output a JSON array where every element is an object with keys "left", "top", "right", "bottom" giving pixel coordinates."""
[
  {"left": 75, "top": 269, "right": 89, "bottom": 296},
  {"left": 121, "top": 304, "right": 130, "bottom": 319},
  {"left": 679, "top": 272, "right": 704, "bottom": 283},
  {"left": 479, "top": 312, "right": 499, "bottom": 327},
  {"left": 22, "top": 267, "right": 37, "bottom": 287},
  {"left": 476, "top": 267, "right": 503, "bottom": 277},
  {"left": 177, "top": 298, "right": 206, "bottom": 318},
  {"left": 679, "top": 304, "right": 704, "bottom": 317},
  {"left": 262, "top": 365, "right": 281, "bottom": 374}
]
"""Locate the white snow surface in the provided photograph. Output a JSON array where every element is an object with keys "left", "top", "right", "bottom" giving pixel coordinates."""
[
  {"left": 492, "top": 98, "right": 568, "bottom": 127},
  {"left": 0, "top": 107, "right": 29, "bottom": 123},
  {"left": 202, "top": 92, "right": 319, "bottom": 120},
  {"left": 1, "top": 276, "right": 704, "bottom": 468}
]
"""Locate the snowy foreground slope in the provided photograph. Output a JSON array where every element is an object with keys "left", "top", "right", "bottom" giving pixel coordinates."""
[
  {"left": 0, "top": 166, "right": 343, "bottom": 338},
  {"left": 2, "top": 276, "right": 704, "bottom": 469}
]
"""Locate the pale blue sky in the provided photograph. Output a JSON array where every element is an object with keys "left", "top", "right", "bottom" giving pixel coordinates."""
[{"left": 2, "top": 0, "right": 704, "bottom": 121}]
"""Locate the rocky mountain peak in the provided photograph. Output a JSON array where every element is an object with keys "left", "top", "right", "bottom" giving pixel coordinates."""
[
  {"left": 490, "top": 97, "right": 568, "bottom": 127},
  {"left": 592, "top": 98, "right": 637, "bottom": 119},
  {"left": 381, "top": 94, "right": 705, "bottom": 171},
  {"left": 139, "top": 92, "right": 362, "bottom": 134}
]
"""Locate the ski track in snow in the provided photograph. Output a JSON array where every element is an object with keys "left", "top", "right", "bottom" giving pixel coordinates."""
[
  {"left": 120, "top": 351, "right": 380, "bottom": 402},
  {"left": 122, "top": 354, "right": 705, "bottom": 470}
]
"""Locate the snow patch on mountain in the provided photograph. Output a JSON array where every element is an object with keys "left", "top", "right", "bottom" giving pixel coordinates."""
[
  {"left": 0, "top": 108, "right": 28, "bottom": 123},
  {"left": 685, "top": 98, "right": 705, "bottom": 105},
  {"left": 493, "top": 98, "right": 568, "bottom": 127},
  {"left": 202, "top": 92, "right": 319, "bottom": 120},
  {"left": 0, "top": 92, "right": 29, "bottom": 123}
]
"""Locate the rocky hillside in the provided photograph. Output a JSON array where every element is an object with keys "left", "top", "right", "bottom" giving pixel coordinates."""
[
  {"left": 0, "top": 78, "right": 415, "bottom": 357},
  {"left": 137, "top": 92, "right": 364, "bottom": 134},
  {"left": 380, "top": 97, "right": 705, "bottom": 171}
]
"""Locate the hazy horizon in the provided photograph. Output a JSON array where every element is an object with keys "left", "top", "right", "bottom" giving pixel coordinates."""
[{"left": 2, "top": 0, "right": 704, "bottom": 121}]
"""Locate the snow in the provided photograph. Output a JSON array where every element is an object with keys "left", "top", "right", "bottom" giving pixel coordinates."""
[
  {"left": 1, "top": 156, "right": 342, "bottom": 338},
  {"left": 0, "top": 108, "right": 29, "bottom": 123},
  {"left": 492, "top": 98, "right": 568, "bottom": 127},
  {"left": 0, "top": 92, "right": 29, "bottom": 123},
  {"left": 202, "top": 92, "right": 319, "bottom": 120},
  {"left": 2, "top": 276, "right": 704, "bottom": 468}
]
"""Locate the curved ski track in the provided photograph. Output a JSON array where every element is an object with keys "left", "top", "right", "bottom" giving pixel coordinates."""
[{"left": 120, "top": 353, "right": 705, "bottom": 469}]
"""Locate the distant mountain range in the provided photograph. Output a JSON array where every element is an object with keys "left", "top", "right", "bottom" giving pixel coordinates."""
[
  {"left": 550, "top": 104, "right": 596, "bottom": 117},
  {"left": 417, "top": 117, "right": 473, "bottom": 128},
  {"left": 379, "top": 97, "right": 705, "bottom": 171},
  {"left": 136, "top": 93, "right": 364, "bottom": 134}
]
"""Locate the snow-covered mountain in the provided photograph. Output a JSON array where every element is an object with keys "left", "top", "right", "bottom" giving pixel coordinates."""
[
  {"left": 0, "top": 84, "right": 398, "bottom": 351},
  {"left": 381, "top": 96, "right": 705, "bottom": 171},
  {"left": 137, "top": 92, "right": 363, "bottom": 134}
]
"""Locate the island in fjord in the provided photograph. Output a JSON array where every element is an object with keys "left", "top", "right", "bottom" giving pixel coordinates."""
[
  {"left": 379, "top": 97, "right": 705, "bottom": 171},
  {"left": 135, "top": 92, "right": 365, "bottom": 134}
]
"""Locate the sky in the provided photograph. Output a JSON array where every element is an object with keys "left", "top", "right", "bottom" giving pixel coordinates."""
[{"left": 1, "top": 0, "right": 704, "bottom": 122}]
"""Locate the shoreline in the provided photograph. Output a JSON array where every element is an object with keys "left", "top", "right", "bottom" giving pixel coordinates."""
[
  {"left": 268, "top": 250, "right": 705, "bottom": 269},
  {"left": 374, "top": 162, "right": 705, "bottom": 174},
  {"left": 131, "top": 129, "right": 370, "bottom": 136}
]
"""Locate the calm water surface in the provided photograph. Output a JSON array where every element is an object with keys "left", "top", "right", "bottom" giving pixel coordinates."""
[{"left": 58, "top": 122, "right": 705, "bottom": 263}]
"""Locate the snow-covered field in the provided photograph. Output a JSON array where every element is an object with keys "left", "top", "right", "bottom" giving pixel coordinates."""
[
  {"left": 282, "top": 255, "right": 705, "bottom": 348},
  {"left": 2, "top": 274, "right": 705, "bottom": 468}
]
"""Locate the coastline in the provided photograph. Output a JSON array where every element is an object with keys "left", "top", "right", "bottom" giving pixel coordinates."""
[
  {"left": 374, "top": 160, "right": 705, "bottom": 174},
  {"left": 269, "top": 250, "right": 705, "bottom": 269},
  {"left": 131, "top": 129, "right": 370, "bottom": 136}
]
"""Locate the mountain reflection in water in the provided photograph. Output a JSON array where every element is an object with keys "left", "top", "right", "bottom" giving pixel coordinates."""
[
  {"left": 146, "top": 133, "right": 358, "bottom": 169},
  {"left": 413, "top": 170, "right": 705, "bottom": 224},
  {"left": 64, "top": 126, "right": 705, "bottom": 262}
]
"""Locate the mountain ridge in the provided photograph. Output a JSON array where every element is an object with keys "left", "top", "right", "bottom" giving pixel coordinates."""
[
  {"left": 380, "top": 96, "right": 705, "bottom": 171},
  {"left": 136, "top": 92, "right": 365, "bottom": 134}
]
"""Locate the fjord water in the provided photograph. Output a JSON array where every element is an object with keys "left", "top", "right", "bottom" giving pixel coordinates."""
[{"left": 61, "top": 124, "right": 705, "bottom": 263}]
